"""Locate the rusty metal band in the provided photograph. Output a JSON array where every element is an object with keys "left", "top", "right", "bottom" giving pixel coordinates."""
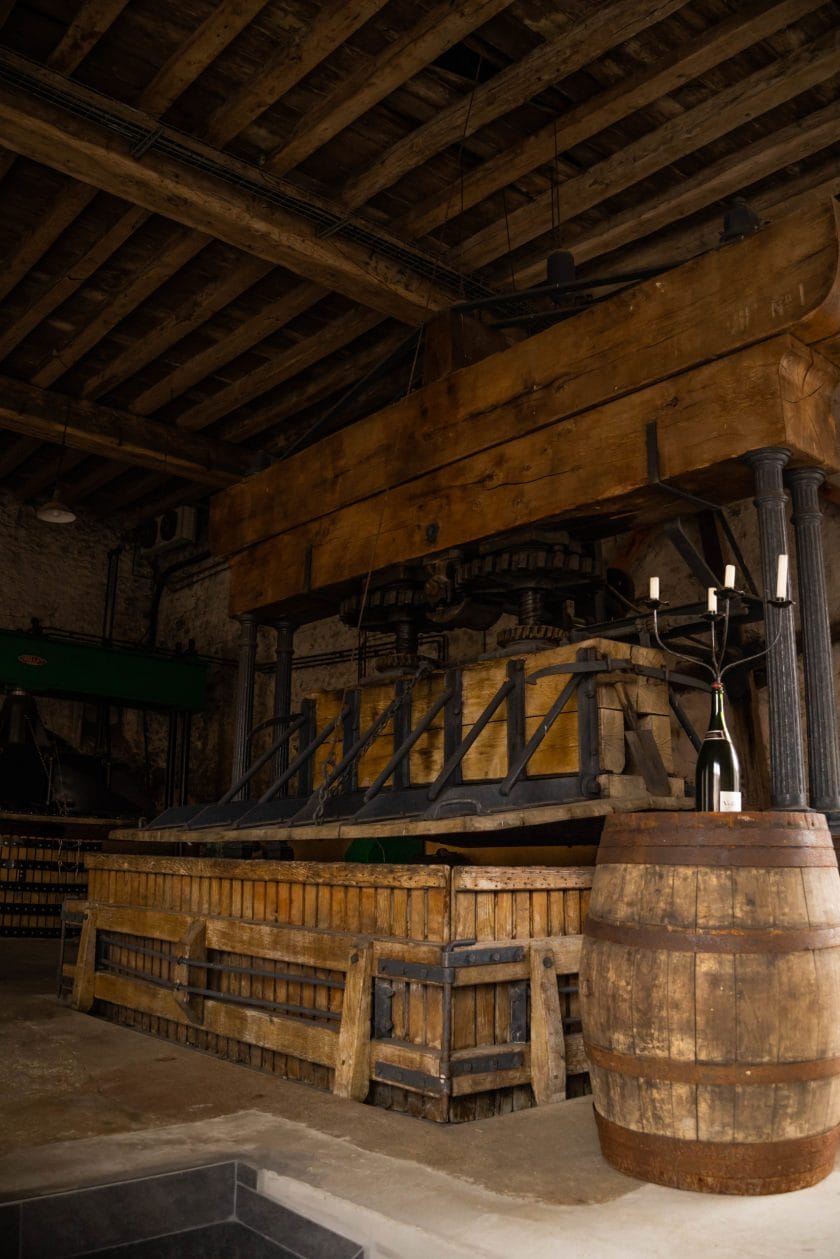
[
  {"left": 583, "top": 915, "right": 840, "bottom": 953},
  {"left": 594, "top": 1109, "right": 840, "bottom": 1194},
  {"left": 598, "top": 828, "right": 835, "bottom": 849},
  {"left": 595, "top": 844, "right": 836, "bottom": 867},
  {"left": 585, "top": 1041, "right": 840, "bottom": 1085}
]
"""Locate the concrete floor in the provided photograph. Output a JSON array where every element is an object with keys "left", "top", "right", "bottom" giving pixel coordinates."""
[{"left": 2, "top": 941, "right": 839, "bottom": 1258}]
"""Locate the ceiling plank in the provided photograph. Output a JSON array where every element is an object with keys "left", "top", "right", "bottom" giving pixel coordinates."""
[
  {"left": 0, "top": 0, "right": 130, "bottom": 180},
  {"left": 0, "top": 58, "right": 458, "bottom": 326},
  {"left": 139, "top": 0, "right": 269, "bottom": 117},
  {"left": 0, "top": 1, "right": 271, "bottom": 358},
  {"left": 338, "top": 0, "right": 686, "bottom": 211},
  {"left": 47, "top": 0, "right": 131, "bottom": 76},
  {"left": 177, "top": 307, "right": 386, "bottom": 433},
  {"left": 223, "top": 327, "right": 410, "bottom": 447},
  {"left": 204, "top": 0, "right": 391, "bottom": 146},
  {"left": 0, "top": 433, "right": 40, "bottom": 480},
  {"left": 31, "top": 227, "right": 211, "bottom": 389},
  {"left": 395, "top": 0, "right": 826, "bottom": 240},
  {"left": 80, "top": 252, "right": 273, "bottom": 401},
  {"left": 128, "top": 281, "right": 327, "bottom": 415},
  {"left": 263, "top": 0, "right": 515, "bottom": 176},
  {"left": 511, "top": 97, "right": 840, "bottom": 290},
  {"left": 0, "top": 204, "right": 149, "bottom": 362},
  {"left": 452, "top": 32, "right": 840, "bottom": 273},
  {"left": 15, "top": 449, "right": 88, "bottom": 503},
  {"left": 0, "top": 374, "right": 259, "bottom": 484}
]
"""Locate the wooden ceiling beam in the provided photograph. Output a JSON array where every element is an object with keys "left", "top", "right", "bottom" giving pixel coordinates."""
[
  {"left": 139, "top": 0, "right": 269, "bottom": 118},
  {"left": 0, "top": 204, "right": 149, "bottom": 362},
  {"left": 453, "top": 32, "right": 840, "bottom": 273},
  {"left": 0, "top": 1, "right": 130, "bottom": 182},
  {"left": 15, "top": 449, "right": 87, "bottom": 504},
  {"left": 177, "top": 307, "right": 387, "bottom": 434},
  {"left": 0, "top": 433, "right": 40, "bottom": 480},
  {"left": 0, "top": 59, "right": 458, "bottom": 325},
  {"left": 224, "top": 327, "right": 410, "bottom": 448},
  {"left": 79, "top": 253, "right": 272, "bottom": 401},
  {"left": 128, "top": 281, "right": 327, "bottom": 415},
  {"left": 0, "top": 1, "right": 270, "bottom": 362},
  {"left": 338, "top": 0, "right": 685, "bottom": 212},
  {"left": 0, "top": 375, "right": 260, "bottom": 486},
  {"left": 263, "top": 0, "right": 514, "bottom": 177},
  {"left": 204, "top": 0, "right": 390, "bottom": 147},
  {"left": 31, "top": 227, "right": 210, "bottom": 390},
  {"left": 510, "top": 97, "right": 840, "bottom": 290},
  {"left": 395, "top": 0, "right": 825, "bottom": 240}
]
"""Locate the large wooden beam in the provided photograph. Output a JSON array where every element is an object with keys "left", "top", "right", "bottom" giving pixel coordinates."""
[
  {"left": 395, "top": 0, "right": 824, "bottom": 240},
  {"left": 226, "top": 336, "right": 840, "bottom": 618},
  {"left": 0, "top": 55, "right": 459, "bottom": 325},
  {"left": 452, "top": 32, "right": 840, "bottom": 273},
  {"left": 210, "top": 201, "right": 840, "bottom": 561},
  {"left": 264, "top": 0, "right": 514, "bottom": 177},
  {"left": 0, "top": 376, "right": 258, "bottom": 486},
  {"left": 338, "top": 0, "right": 686, "bottom": 211}
]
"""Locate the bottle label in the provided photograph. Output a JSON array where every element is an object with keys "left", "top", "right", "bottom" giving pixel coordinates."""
[{"left": 719, "top": 791, "right": 742, "bottom": 812}]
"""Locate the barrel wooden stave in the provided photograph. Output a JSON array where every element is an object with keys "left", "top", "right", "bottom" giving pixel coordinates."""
[{"left": 580, "top": 812, "right": 840, "bottom": 1192}]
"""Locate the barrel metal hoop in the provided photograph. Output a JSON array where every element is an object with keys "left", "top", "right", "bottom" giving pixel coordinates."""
[
  {"left": 594, "top": 844, "right": 837, "bottom": 868},
  {"left": 584, "top": 915, "right": 840, "bottom": 954},
  {"left": 594, "top": 1109, "right": 840, "bottom": 1194},
  {"left": 585, "top": 1041, "right": 840, "bottom": 1085}
]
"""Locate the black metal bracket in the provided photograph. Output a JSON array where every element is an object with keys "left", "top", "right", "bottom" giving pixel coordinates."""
[{"left": 373, "top": 1062, "right": 447, "bottom": 1095}]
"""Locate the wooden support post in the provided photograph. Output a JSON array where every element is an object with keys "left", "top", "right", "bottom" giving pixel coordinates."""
[
  {"left": 71, "top": 907, "right": 98, "bottom": 1013},
  {"left": 334, "top": 941, "right": 373, "bottom": 1101},
  {"left": 529, "top": 943, "right": 567, "bottom": 1104},
  {"left": 172, "top": 918, "right": 207, "bottom": 1026}
]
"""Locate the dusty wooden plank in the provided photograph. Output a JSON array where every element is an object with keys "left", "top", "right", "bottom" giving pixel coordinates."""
[
  {"left": 211, "top": 203, "right": 840, "bottom": 563},
  {"left": 333, "top": 941, "right": 373, "bottom": 1101},
  {"left": 396, "top": 0, "right": 826, "bottom": 239},
  {"left": 0, "top": 55, "right": 457, "bottom": 326},
  {"left": 207, "top": 917, "right": 362, "bottom": 971},
  {"left": 340, "top": 0, "right": 685, "bottom": 210},
  {"left": 454, "top": 868, "right": 594, "bottom": 892},
  {"left": 172, "top": 918, "right": 207, "bottom": 1026},
  {"left": 226, "top": 337, "right": 840, "bottom": 615},
  {"left": 0, "top": 375, "right": 256, "bottom": 483},
  {"left": 265, "top": 0, "right": 514, "bottom": 177},
  {"left": 453, "top": 33, "right": 840, "bottom": 271},
  {"left": 70, "top": 905, "right": 98, "bottom": 1013},
  {"left": 94, "top": 972, "right": 337, "bottom": 1066},
  {"left": 529, "top": 945, "right": 567, "bottom": 1104}
]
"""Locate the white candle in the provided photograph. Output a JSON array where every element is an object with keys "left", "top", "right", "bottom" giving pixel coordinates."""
[
  {"left": 724, "top": 564, "right": 735, "bottom": 589},
  {"left": 775, "top": 553, "right": 788, "bottom": 600},
  {"left": 649, "top": 576, "right": 659, "bottom": 601},
  {"left": 707, "top": 587, "right": 717, "bottom": 614}
]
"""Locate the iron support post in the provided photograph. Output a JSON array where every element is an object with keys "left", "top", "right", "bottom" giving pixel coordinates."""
[
  {"left": 744, "top": 448, "right": 806, "bottom": 809},
  {"left": 787, "top": 468, "right": 840, "bottom": 816},
  {"left": 230, "top": 613, "right": 258, "bottom": 799},
  {"left": 271, "top": 619, "right": 295, "bottom": 788}
]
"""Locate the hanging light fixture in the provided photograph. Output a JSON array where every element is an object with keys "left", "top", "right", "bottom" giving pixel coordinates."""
[{"left": 36, "top": 402, "right": 76, "bottom": 525}]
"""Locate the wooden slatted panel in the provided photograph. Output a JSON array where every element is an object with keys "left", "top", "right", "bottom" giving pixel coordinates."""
[{"left": 84, "top": 857, "right": 450, "bottom": 941}]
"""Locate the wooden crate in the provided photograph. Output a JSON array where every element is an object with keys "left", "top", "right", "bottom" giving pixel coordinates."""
[
  {"left": 72, "top": 856, "right": 593, "bottom": 1121},
  {"left": 307, "top": 637, "right": 675, "bottom": 793}
]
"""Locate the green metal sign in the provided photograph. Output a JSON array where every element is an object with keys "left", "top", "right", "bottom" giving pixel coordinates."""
[{"left": 0, "top": 630, "right": 206, "bottom": 711}]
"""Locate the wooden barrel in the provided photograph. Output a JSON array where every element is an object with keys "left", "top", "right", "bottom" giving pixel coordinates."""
[{"left": 579, "top": 811, "right": 840, "bottom": 1194}]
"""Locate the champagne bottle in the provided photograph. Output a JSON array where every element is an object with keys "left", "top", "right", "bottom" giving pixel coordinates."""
[{"left": 695, "top": 681, "right": 741, "bottom": 812}]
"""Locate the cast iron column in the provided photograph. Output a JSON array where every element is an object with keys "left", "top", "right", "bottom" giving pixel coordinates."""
[
  {"left": 744, "top": 448, "right": 806, "bottom": 809},
  {"left": 271, "top": 619, "right": 295, "bottom": 788},
  {"left": 230, "top": 613, "right": 258, "bottom": 799},
  {"left": 787, "top": 468, "right": 840, "bottom": 815}
]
